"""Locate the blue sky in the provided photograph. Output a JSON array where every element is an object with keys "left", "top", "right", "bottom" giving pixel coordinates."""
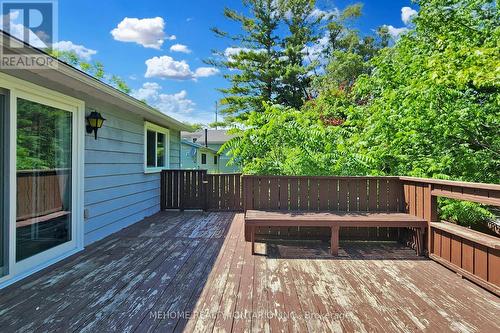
[{"left": 53, "top": 0, "right": 417, "bottom": 125}]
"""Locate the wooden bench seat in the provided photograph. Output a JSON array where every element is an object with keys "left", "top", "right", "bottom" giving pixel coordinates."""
[{"left": 245, "top": 210, "right": 427, "bottom": 256}]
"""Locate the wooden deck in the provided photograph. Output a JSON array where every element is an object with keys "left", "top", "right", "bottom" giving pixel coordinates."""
[{"left": 0, "top": 212, "right": 499, "bottom": 332}]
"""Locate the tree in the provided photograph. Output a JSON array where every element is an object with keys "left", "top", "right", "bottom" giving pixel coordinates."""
[
  {"left": 222, "top": 2, "right": 384, "bottom": 173},
  {"left": 210, "top": 0, "right": 332, "bottom": 123},
  {"left": 347, "top": 0, "right": 499, "bottom": 183},
  {"left": 48, "top": 49, "right": 130, "bottom": 94},
  {"left": 277, "top": 0, "right": 321, "bottom": 108},
  {"left": 210, "top": 0, "right": 283, "bottom": 122},
  {"left": 223, "top": 0, "right": 499, "bottom": 228}
]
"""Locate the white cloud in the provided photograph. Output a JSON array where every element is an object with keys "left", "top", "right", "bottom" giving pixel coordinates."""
[
  {"left": 145, "top": 55, "right": 218, "bottom": 80},
  {"left": 1, "top": 10, "right": 48, "bottom": 48},
  {"left": 157, "top": 90, "right": 196, "bottom": 114},
  {"left": 111, "top": 17, "right": 165, "bottom": 49},
  {"left": 401, "top": 7, "right": 418, "bottom": 25},
  {"left": 167, "top": 35, "right": 177, "bottom": 41},
  {"left": 384, "top": 25, "right": 409, "bottom": 39},
  {"left": 52, "top": 41, "right": 97, "bottom": 60},
  {"left": 131, "top": 82, "right": 161, "bottom": 100},
  {"left": 194, "top": 67, "right": 219, "bottom": 77},
  {"left": 224, "top": 47, "right": 246, "bottom": 60},
  {"left": 145, "top": 56, "right": 193, "bottom": 79},
  {"left": 309, "top": 7, "right": 339, "bottom": 19},
  {"left": 132, "top": 82, "right": 196, "bottom": 116},
  {"left": 170, "top": 43, "right": 191, "bottom": 53},
  {"left": 303, "top": 33, "right": 329, "bottom": 61},
  {"left": 224, "top": 47, "right": 267, "bottom": 62}
]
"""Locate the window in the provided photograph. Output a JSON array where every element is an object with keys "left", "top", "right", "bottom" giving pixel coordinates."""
[
  {"left": 201, "top": 153, "right": 207, "bottom": 165},
  {"left": 214, "top": 155, "right": 218, "bottom": 165},
  {"left": 145, "top": 122, "right": 169, "bottom": 172}
]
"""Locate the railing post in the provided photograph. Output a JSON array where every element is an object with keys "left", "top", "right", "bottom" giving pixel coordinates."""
[
  {"left": 179, "top": 171, "right": 185, "bottom": 211},
  {"left": 425, "top": 183, "right": 438, "bottom": 255},
  {"left": 160, "top": 170, "right": 166, "bottom": 211},
  {"left": 242, "top": 175, "right": 253, "bottom": 212},
  {"left": 202, "top": 170, "right": 208, "bottom": 211}
]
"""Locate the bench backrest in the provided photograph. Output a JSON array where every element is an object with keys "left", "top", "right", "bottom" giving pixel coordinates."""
[{"left": 243, "top": 175, "right": 406, "bottom": 213}]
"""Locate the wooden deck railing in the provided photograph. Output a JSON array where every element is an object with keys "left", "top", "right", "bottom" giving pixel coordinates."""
[
  {"left": 207, "top": 173, "right": 243, "bottom": 211},
  {"left": 160, "top": 171, "right": 499, "bottom": 294},
  {"left": 160, "top": 170, "right": 242, "bottom": 211},
  {"left": 242, "top": 175, "right": 406, "bottom": 212},
  {"left": 399, "top": 177, "right": 500, "bottom": 295}
]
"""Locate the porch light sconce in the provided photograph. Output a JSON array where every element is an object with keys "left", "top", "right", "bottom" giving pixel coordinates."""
[{"left": 86, "top": 110, "right": 106, "bottom": 140}]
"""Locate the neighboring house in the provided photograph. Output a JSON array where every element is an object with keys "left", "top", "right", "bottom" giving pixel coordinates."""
[
  {"left": 0, "top": 32, "right": 192, "bottom": 288},
  {"left": 181, "top": 129, "right": 240, "bottom": 173},
  {"left": 180, "top": 139, "right": 220, "bottom": 173}
]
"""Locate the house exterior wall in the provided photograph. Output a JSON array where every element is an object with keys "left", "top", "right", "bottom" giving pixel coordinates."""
[
  {"left": 180, "top": 142, "right": 199, "bottom": 169},
  {"left": 180, "top": 142, "right": 220, "bottom": 173},
  {"left": 207, "top": 143, "right": 240, "bottom": 173},
  {"left": 83, "top": 103, "right": 181, "bottom": 245},
  {"left": 198, "top": 149, "right": 218, "bottom": 173},
  {"left": 0, "top": 69, "right": 182, "bottom": 246}
]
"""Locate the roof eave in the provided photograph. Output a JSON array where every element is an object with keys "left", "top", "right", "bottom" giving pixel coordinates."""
[{"left": 0, "top": 30, "right": 194, "bottom": 132}]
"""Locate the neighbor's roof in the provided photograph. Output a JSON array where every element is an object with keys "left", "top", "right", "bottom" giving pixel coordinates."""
[
  {"left": 182, "top": 129, "right": 235, "bottom": 144},
  {"left": 181, "top": 139, "right": 218, "bottom": 154},
  {"left": 0, "top": 30, "right": 192, "bottom": 132}
]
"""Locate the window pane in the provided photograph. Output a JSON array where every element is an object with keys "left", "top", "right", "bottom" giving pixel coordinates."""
[
  {"left": 146, "top": 130, "right": 156, "bottom": 168},
  {"left": 16, "top": 98, "right": 72, "bottom": 262},
  {"left": 201, "top": 153, "right": 207, "bottom": 165},
  {"left": 157, "top": 132, "right": 165, "bottom": 167}
]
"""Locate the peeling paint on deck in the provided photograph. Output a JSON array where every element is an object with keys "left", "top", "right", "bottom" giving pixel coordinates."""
[{"left": 0, "top": 212, "right": 498, "bottom": 333}]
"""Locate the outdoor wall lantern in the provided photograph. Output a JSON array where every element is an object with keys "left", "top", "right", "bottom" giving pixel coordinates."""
[{"left": 86, "top": 110, "right": 106, "bottom": 140}]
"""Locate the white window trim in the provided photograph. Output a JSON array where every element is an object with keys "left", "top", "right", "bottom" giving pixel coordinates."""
[{"left": 144, "top": 121, "right": 170, "bottom": 173}]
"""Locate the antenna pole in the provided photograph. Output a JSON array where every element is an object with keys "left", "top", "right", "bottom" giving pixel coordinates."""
[{"left": 215, "top": 101, "right": 218, "bottom": 130}]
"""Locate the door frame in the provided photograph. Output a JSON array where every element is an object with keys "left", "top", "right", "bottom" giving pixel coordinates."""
[{"left": 0, "top": 72, "right": 85, "bottom": 288}]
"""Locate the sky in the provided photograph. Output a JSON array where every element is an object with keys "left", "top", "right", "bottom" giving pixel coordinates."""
[{"left": 10, "top": 0, "right": 418, "bottom": 125}]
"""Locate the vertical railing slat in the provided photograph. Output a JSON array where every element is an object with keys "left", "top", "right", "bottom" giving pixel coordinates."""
[
  {"left": 338, "top": 179, "right": 348, "bottom": 211},
  {"left": 358, "top": 178, "right": 368, "bottom": 212}
]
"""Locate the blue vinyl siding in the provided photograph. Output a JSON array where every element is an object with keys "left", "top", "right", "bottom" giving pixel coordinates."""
[
  {"left": 84, "top": 106, "right": 180, "bottom": 245},
  {"left": 0, "top": 70, "right": 184, "bottom": 252}
]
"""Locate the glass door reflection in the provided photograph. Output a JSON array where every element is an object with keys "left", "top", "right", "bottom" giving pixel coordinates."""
[{"left": 16, "top": 98, "right": 72, "bottom": 262}]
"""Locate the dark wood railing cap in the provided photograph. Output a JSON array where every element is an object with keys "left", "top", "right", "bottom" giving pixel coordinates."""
[
  {"left": 399, "top": 177, "right": 500, "bottom": 191},
  {"left": 431, "top": 222, "right": 500, "bottom": 249}
]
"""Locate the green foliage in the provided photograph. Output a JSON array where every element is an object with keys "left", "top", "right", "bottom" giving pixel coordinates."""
[
  {"left": 222, "top": 0, "right": 499, "bottom": 228},
  {"left": 110, "top": 75, "right": 131, "bottom": 94},
  {"left": 187, "top": 123, "right": 205, "bottom": 131},
  {"left": 277, "top": 0, "right": 321, "bottom": 108},
  {"left": 210, "top": 0, "right": 283, "bottom": 122},
  {"left": 17, "top": 99, "right": 72, "bottom": 171},
  {"left": 347, "top": 0, "right": 499, "bottom": 183},
  {"left": 212, "top": 0, "right": 352, "bottom": 123},
  {"left": 222, "top": 103, "right": 370, "bottom": 175},
  {"left": 439, "top": 199, "right": 495, "bottom": 228},
  {"left": 48, "top": 49, "right": 130, "bottom": 93}
]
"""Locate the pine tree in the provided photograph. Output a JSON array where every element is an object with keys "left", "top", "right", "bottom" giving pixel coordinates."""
[
  {"left": 209, "top": 0, "right": 282, "bottom": 122},
  {"left": 278, "top": 0, "right": 321, "bottom": 108}
]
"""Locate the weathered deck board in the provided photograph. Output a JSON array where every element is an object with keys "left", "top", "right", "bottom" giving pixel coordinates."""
[{"left": 0, "top": 211, "right": 499, "bottom": 333}]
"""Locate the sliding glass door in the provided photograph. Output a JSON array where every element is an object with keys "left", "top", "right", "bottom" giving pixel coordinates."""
[
  {"left": 15, "top": 98, "right": 73, "bottom": 261},
  {"left": 0, "top": 74, "right": 83, "bottom": 287}
]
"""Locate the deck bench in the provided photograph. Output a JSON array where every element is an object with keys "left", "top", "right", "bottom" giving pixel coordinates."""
[
  {"left": 245, "top": 210, "right": 427, "bottom": 255},
  {"left": 242, "top": 176, "right": 429, "bottom": 257}
]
